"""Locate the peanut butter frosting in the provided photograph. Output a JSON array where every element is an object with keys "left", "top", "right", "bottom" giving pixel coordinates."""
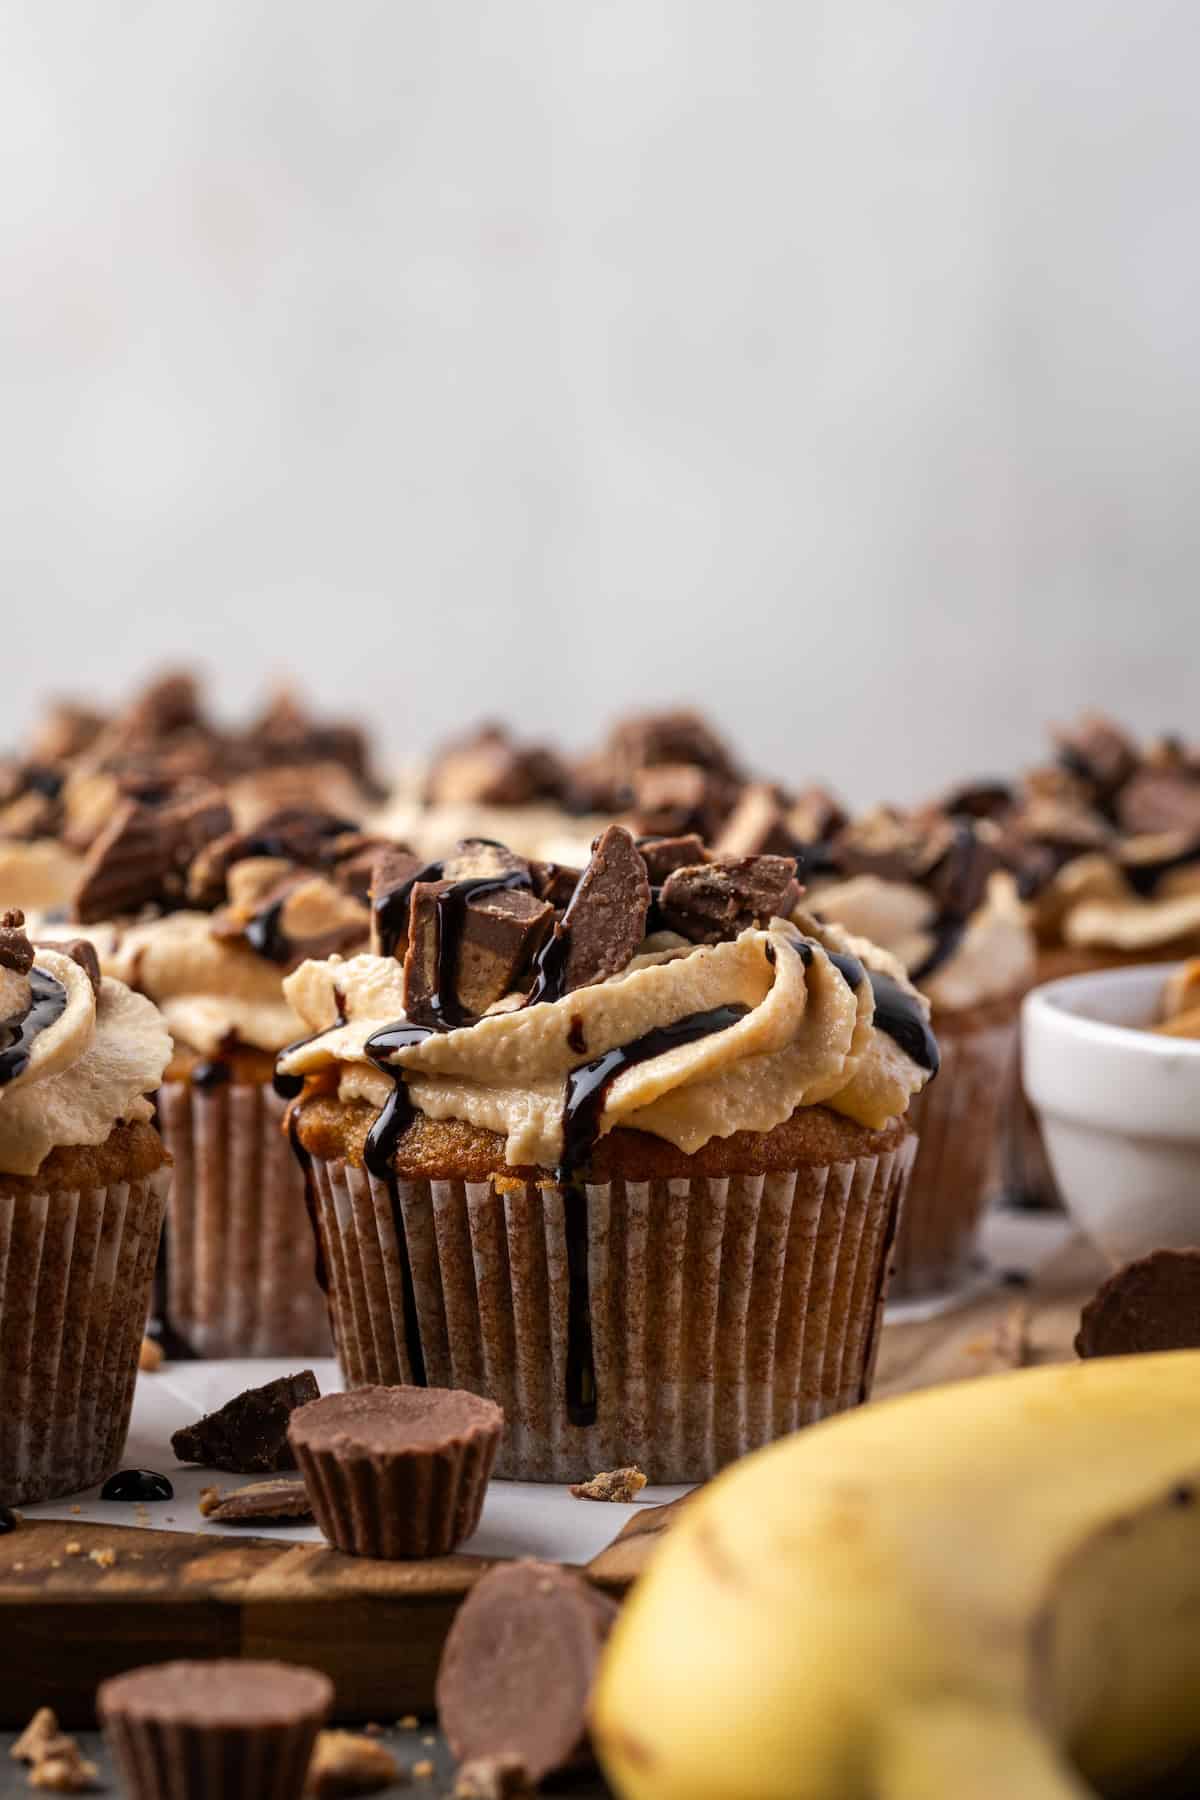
[
  {"left": 102, "top": 912, "right": 304, "bottom": 1057},
  {"left": 1054, "top": 853, "right": 1200, "bottom": 952},
  {"left": 0, "top": 942, "right": 172, "bottom": 1176},
  {"left": 811, "top": 870, "right": 1034, "bottom": 1011},
  {"left": 277, "top": 908, "right": 935, "bottom": 1170}
]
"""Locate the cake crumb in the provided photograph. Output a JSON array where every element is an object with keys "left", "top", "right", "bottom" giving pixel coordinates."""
[
  {"left": 198, "top": 1487, "right": 220, "bottom": 1517},
  {"left": 12, "top": 1707, "right": 59, "bottom": 1762},
  {"left": 570, "top": 1465, "right": 647, "bottom": 1503},
  {"left": 88, "top": 1547, "right": 116, "bottom": 1569},
  {"left": 412, "top": 1761, "right": 435, "bottom": 1779},
  {"left": 69, "top": 1506, "right": 80, "bottom": 1516},
  {"left": 454, "top": 1751, "right": 534, "bottom": 1797},
  {"left": 398, "top": 1715, "right": 419, "bottom": 1730},
  {"left": 138, "top": 1335, "right": 164, "bottom": 1372},
  {"left": 304, "top": 1729, "right": 401, "bottom": 1795},
  {"left": 63, "top": 1543, "right": 82, "bottom": 1557}
]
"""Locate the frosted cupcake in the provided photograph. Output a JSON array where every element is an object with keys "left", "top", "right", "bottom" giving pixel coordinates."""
[
  {"left": 276, "top": 830, "right": 936, "bottom": 1482},
  {"left": 810, "top": 809, "right": 1033, "bottom": 1296},
  {"left": 0, "top": 913, "right": 172, "bottom": 1503},
  {"left": 53, "top": 792, "right": 383, "bottom": 1357}
]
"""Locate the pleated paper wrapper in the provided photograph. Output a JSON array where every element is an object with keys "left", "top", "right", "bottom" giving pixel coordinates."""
[
  {"left": 156, "top": 1079, "right": 331, "bottom": 1357},
  {"left": 305, "top": 1134, "right": 916, "bottom": 1484},
  {"left": 0, "top": 1166, "right": 170, "bottom": 1505},
  {"left": 891, "top": 1010, "right": 1018, "bottom": 1298}
]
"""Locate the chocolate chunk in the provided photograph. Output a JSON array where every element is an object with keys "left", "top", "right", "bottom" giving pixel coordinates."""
[
  {"left": 713, "top": 784, "right": 796, "bottom": 857},
  {"left": 0, "top": 910, "right": 34, "bottom": 974},
  {"left": 1054, "top": 712, "right": 1139, "bottom": 800},
  {"left": 427, "top": 724, "right": 565, "bottom": 807},
  {"left": 1117, "top": 769, "right": 1200, "bottom": 838},
  {"left": 74, "top": 782, "right": 233, "bottom": 922},
  {"left": 28, "top": 701, "right": 106, "bottom": 766},
  {"left": 530, "top": 860, "right": 583, "bottom": 908},
  {"left": 1075, "top": 1250, "right": 1200, "bottom": 1359},
  {"left": 307, "top": 1730, "right": 402, "bottom": 1797},
  {"left": 436, "top": 1561, "right": 618, "bottom": 1783},
  {"left": 606, "top": 708, "right": 741, "bottom": 781},
  {"left": 369, "top": 846, "right": 430, "bottom": 958},
  {"left": 830, "top": 810, "right": 923, "bottom": 884},
  {"left": 187, "top": 808, "right": 361, "bottom": 908},
  {"left": 559, "top": 825, "right": 651, "bottom": 992},
  {"left": 442, "top": 839, "right": 531, "bottom": 881},
  {"left": 922, "top": 821, "right": 1008, "bottom": 921},
  {"left": 37, "top": 937, "right": 101, "bottom": 998},
  {"left": 404, "top": 879, "right": 554, "bottom": 1024},
  {"left": 328, "top": 834, "right": 395, "bottom": 902},
  {"left": 939, "top": 779, "right": 1015, "bottom": 822},
  {"left": 658, "top": 855, "right": 801, "bottom": 944},
  {"left": 245, "top": 689, "right": 376, "bottom": 788},
  {"left": 629, "top": 764, "right": 733, "bottom": 840},
  {"left": 171, "top": 1370, "right": 320, "bottom": 1473},
  {"left": 199, "top": 1478, "right": 314, "bottom": 1523},
  {"left": 110, "top": 670, "right": 206, "bottom": 747},
  {"left": 636, "top": 835, "right": 708, "bottom": 884},
  {"left": 787, "top": 785, "right": 849, "bottom": 845}
]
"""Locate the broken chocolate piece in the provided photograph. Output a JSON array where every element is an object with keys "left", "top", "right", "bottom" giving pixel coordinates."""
[
  {"left": 1117, "top": 768, "right": 1200, "bottom": 838},
  {"left": 36, "top": 937, "right": 100, "bottom": 999},
  {"left": 186, "top": 808, "right": 361, "bottom": 908},
  {"left": 658, "top": 855, "right": 801, "bottom": 944},
  {"left": 28, "top": 701, "right": 106, "bottom": 766},
  {"left": 404, "top": 878, "right": 554, "bottom": 1025},
  {"left": 1054, "top": 712, "right": 1138, "bottom": 803},
  {"left": 788, "top": 786, "right": 848, "bottom": 847},
  {"left": 437, "top": 1561, "right": 618, "bottom": 1783},
  {"left": 530, "top": 860, "right": 583, "bottom": 908},
  {"left": 629, "top": 763, "right": 732, "bottom": 840},
  {"left": 199, "top": 1478, "right": 314, "bottom": 1524},
  {"left": 939, "top": 779, "right": 1015, "bottom": 822},
  {"left": 427, "top": 724, "right": 565, "bottom": 807},
  {"left": 306, "top": 1729, "right": 401, "bottom": 1797},
  {"left": 0, "top": 910, "right": 34, "bottom": 974},
  {"left": 569, "top": 1465, "right": 647, "bottom": 1502},
  {"left": 171, "top": 1370, "right": 320, "bottom": 1473},
  {"left": 559, "top": 825, "right": 651, "bottom": 992},
  {"left": 73, "top": 782, "right": 233, "bottom": 922},
  {"left": 712, "top": 783, "right": 796, "bottom": 857},
  {"left": 921, "top": 820, "right": 1008, "bottom": 922},
  {"left": 1075, "top": 1249, "right": 1200, "bottom": 1359},
  {"left": 607, "top": 708, "right": 740, "bottom": 781},
  {"left": 369, "top": 846, "right": 430, "bottom": 959},
  {"left": 636, "top": 835, "right": 708, "bottom": 884}
]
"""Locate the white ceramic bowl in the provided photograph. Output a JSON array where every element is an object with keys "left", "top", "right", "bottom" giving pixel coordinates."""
[{"left": 1022, "top": 962, "right": 1200, "bottom": 1266}]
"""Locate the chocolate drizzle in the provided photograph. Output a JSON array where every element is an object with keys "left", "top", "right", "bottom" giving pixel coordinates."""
[
  {"left": 422, "top": 870, "right": 533, "bottom": 1029},
  {"left": 191, "top": 1059, "right": 230, "bottom": 1090},
  {"left": 243, "top": 893, "right": 292, "bottom": 965},
  {"left": 1122, "top": 839, "right": 1200, "bottom": 898},
  {"left": 826, "top": 949, "right": 939, "bottom": 1075},
  {"left": 361, "top": 1021, "right": 435, "bottom": 1387},
  {"left": 909, "top": 918, "right": 968, "bottom": 986},
  {"left": 287, "top": 1108, "right": 329, "bottom": 1297},
  {"left": 0, "top": 968, "right": 68, "bottom": 1087},
  {"left": 100, "top": 1468, "right": 174, "bottom": 1502},
  {"left": 556, "top": 1003, "right": 752, "bottom": 1426}
]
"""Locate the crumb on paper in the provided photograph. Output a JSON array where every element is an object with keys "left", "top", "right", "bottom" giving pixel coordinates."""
[
  {"left": 198, "top": 1487, "right": 220, "bottom": 1518},
  {"left": 422, "top": 1735, "right": 435, "bottom": 1746},
  {"left": 138, "top": 1335, "right": 164, "bottom": 1373},
  {"left": 63, "top": 1542, "right": 82, "bottom": 1558},
  {"left": 412, "top": 1761, "right": 435, "bottom": 1780},
  {"left": 305, "top": 1730, "right": 402, "bottom": 1796},
  {"left": 88, "top": 1547, "right": 116, "bottom": 1569},
  {"left": 398, "top": 1715, "right": 419, "bottom": 1730},
  {"left": 13, "top": 1707, "right": 59, "bottom": 1762},
  {"left": 569, "top": 1465, "right": 647, "bottom": 1503},
  {"left": 362, "top": 1722, "right": 384, "bottom": 1737},
  {"left": 454, "top": 1752, "right": 534, "bottom": 1798},
  {"left": 69, "top": 1507, "right": 80, "bottom": 1516}
]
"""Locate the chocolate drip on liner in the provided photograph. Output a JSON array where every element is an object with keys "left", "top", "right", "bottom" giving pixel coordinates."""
[
  {"left": 557, "top": 1003, "right": 752, "bottom": 1426},
  {"left": 0, "top": 968, "right": 68, "bottom": 1086},
  {"left": 361, "top": 1021, "right": 435, "bottom": 1388}
]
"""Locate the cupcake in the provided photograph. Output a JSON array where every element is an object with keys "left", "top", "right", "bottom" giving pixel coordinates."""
[
  {"left": 276, "top": 829, "right": 935, "bottom": 1482},
  {"left": 0, "top": 912, "right": 172, "bottom": 1503},
  {"left": 48, "top": 793, "right": 389, "bottom": 1357},
  {"left": 809, "top": 808, "right": 1034, "bottom": 1297}
]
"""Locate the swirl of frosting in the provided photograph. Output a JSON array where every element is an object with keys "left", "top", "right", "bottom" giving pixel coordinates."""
[
  {"left": 277, "top": 909, "right": 935, "bottom": 1169},
  {"left": 0, "top": 946, "right": 172, "bottom": 1175},
  {"left": 102, "top": 912, "right": 304, "bottom": 1056},
  {"left": 1052, "top": 850, "right": 1200, "bottom": 952},
  {"left": 810, "top": 870, "right": 1034, "bottom": 1010}
]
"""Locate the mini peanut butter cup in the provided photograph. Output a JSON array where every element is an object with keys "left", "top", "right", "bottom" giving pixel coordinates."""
[
  {"left": 437, "top": 1560, "right": 618, "bottom": 1782},
  {"left": 98, "top": 1659, "right": 332, "bottom": 1800},
  {"left": 1076, "top": 1248, "right": 1200, "bottom": 1359},
  {"left": 287, "top": 1384, "right": 503, "bottom": 1559}
]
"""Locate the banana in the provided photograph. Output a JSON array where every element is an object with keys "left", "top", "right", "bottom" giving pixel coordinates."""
[{"left": 591, "top": 1352, "right": 1200, "bottom": 1800}]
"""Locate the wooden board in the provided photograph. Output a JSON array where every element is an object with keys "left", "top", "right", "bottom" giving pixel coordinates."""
[{"left": 3, "top": 1233, "right": 1109, "bottom": 1728}]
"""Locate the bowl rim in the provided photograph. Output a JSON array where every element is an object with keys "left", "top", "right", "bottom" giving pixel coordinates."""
[{"left": 1023, "top": 960, "right": 1200, "bottom": 1058}]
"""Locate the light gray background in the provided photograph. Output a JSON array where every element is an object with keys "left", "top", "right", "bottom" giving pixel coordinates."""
[{"left": 2, "top": 2, "right": 1196, "bottom": 803}]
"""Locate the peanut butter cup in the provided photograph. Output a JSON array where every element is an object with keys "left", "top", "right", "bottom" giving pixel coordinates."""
[
  {"left": 287, "top": 1385, "right": 503, "bottom": 1559},
  {"left": 99, "top": 1659, "right": 332, "bottom": 1800}
]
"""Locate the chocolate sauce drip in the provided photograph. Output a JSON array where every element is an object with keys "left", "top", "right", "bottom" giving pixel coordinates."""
[
  {"left": 100, "top": 1468, "right": 174, "bottom": 1502},
  {"left": 362, "top": 1021, "right": 435, "bottom": 1387},
  {"left": 272, "top": 997, "right": 347, "bottom": 1102},
  {"left": 909, "top": 918, "right": 968, "bottom": 986},
  {"left": 0, "top": 969, "right": 68, "bottom": 1087},
  {"left": 424, "top": 869, "right": 533, "bottom": 1028},
  {"left": 375, "top": 858, "right": 444, "bottom": 960},
  {"left": 191, "top": 1059, "right": 230, "bottom": 1089},
  {"left": 0, "top": 1505, "right": 16, "bottom": 1534},
  {"left": 794, "top": 839, "right": 843, "bottom": 881},
  {"left": 825, "top": 949, "right": 939, "bottom": 1075},
  {"left": 26, "top": 764, "right": 64, "bottom": 799},
  {"left": 557, "top": 1003, "right": 751, "bottom": 1427},
  {"left": 526, "top": 920, "right": 570, "bottom": 1006},
  {"left": 286, "top": 1108, "right": 329, "bottom": 1296},
  {"left": 244, "top": 893, "right": 292, "bottom": 965}
]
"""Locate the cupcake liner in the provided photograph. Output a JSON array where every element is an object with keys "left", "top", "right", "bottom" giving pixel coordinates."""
[
  {"left": 292, "top": 1401, "right": 502, "bottom": 1559},
  {"left": 305, "top": 1135, "right": 916, "bottom": 1483},
  {"left": 156, "top": 1079, "right": 331, "bottom": 1358},
  {"left": 103, "top": 1714, "right": 319, "bottom": 1800},
  {"left": 0, "top": 1166, "right": 170, "bottom": 1504},
  {"left": 891, "top": 1009, "right": 1018, "bottom": 1297}
]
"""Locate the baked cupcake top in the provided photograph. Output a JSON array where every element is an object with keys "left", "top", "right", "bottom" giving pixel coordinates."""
[
  {"left": 277, "top": 829, "right": 937, "bottom": 1172},
  {"left": 0, "top": 911, "right": 171, "bottom": 1175},
  {"left": 41, "top": 802, "right": 390, "bottom": 1057},
  {"left": 805, "top": 809, "right": 1035, "bottom": 1012}
]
